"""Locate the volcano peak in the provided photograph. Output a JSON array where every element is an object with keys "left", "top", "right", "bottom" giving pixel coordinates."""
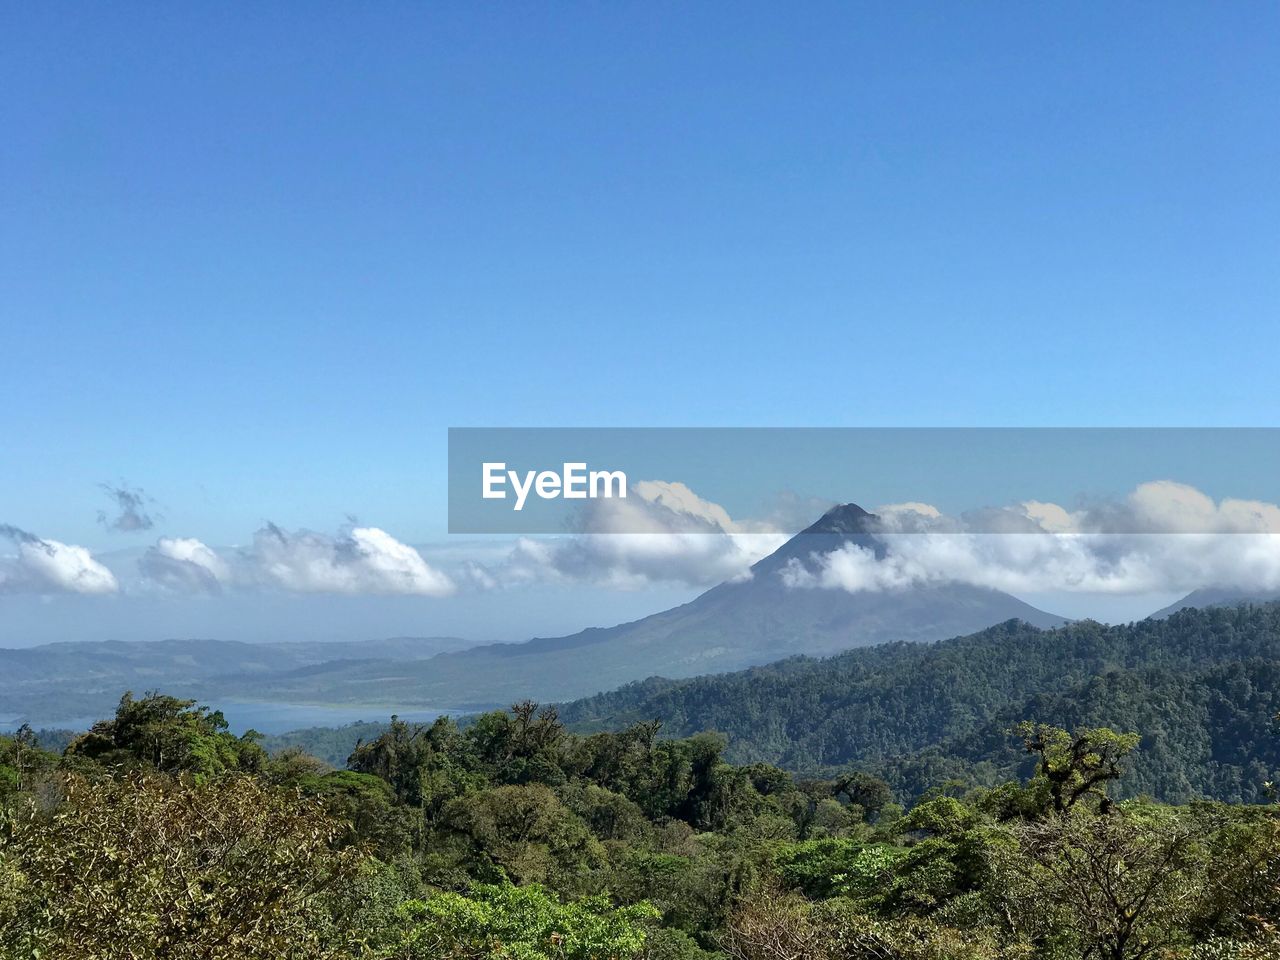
[{"left": 804, "top": 502, "right": 875, "bottom": 535}]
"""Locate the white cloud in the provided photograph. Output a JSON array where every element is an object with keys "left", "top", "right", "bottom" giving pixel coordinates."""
[
  {"left": 1018, "top": 500, "right": 1079, "bottom": 534},
  {"left": 139, "top": 537, "right": 231, "bottom": 593},
  {"left": 629, "top": 480, "right": 740, "bottom": 532},
  {"left": 492, "top": 480, "right": 787, "bottom": 589},
  {"left": 97, "top": 479, "right": 1280, "bottom": 602},
  {"left": 0, "top": 526, "right": 119, "bottom": 595},
  {"left": 786, "top": 482, "right": 1280, "bottom": 597},
  {"left": 135, "top": 525, "right": 456, "bottom": 597},
  {"left": 247, "top": 524, "right": 456, "bottom": 597},
  {"left": 1125, "top": 481, "right": 1280, "bottom": 534},
  {"left": 875, "top": 501, "right": 942, "bottom": 522}
]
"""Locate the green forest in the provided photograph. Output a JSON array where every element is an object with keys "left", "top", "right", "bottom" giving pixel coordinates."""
[{"left": 2, "top": 683, "right": 1279, "bottom": 959}]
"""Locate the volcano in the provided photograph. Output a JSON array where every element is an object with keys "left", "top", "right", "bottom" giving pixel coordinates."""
[{"left": 230, "top": 503, "right": 1067, "bottom": 708}]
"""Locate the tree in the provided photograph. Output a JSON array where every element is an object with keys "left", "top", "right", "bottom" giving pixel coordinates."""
[
  {"left": 64, "top": 692, "right": 265, "bottom": 777},
  {"left": 348, "top": 714, "right": 483, "bottom": 822},
  {"left": 0, "top": 772, "right": 358, "bottom": 959},
  {"left": 724, "top": 884, "right": 1004, "bottom": 960},
  {"left": 467, "top": 702, "right": 567, "bottom": 786},
  {"left": 0, "top": 726, "right": 55, "bottom": 797},
  {"left": 439, "top": 784, "right": 604, "bottom": 890},
  {"left": 833, "top": 772, "right": 895, "bottom": 823},
  {"left": 385, "top": 883, "right": 658, "bottom": 960},
  {"left": 1016, "top": 723, "right": 1139, "bottom": 815},
  {"left": 995, "top": 807, "right": 1212, "bottom": 960},
  {"left": 347, "top": 715, "right": 434, "bottom": 805},
  {"left": 721, "top": 886, "right": 830, "bottom": 960},
  {"left": 293, "top": 769, "right": 417, "bottom": 859}
]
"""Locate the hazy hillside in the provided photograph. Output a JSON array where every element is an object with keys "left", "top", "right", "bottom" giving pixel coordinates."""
[
  {"left": 559, "top": 604, "right": 1280, "bottom": 803},
  {"left": 0, "top": 636, "right": 472, "bottom": 722}
]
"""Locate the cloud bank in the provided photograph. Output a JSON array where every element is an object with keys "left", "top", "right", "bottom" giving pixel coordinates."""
[
  {"left": 13, "top": 478, "right": 1278, "bottom": 603},
  {"left": 138, "top": 524, "right": 456, "bottom": 597},
  {"left": 0, "top": 525, "right": 119, "bottom": 595},
  {"left": 494, "top": 480, "right": 787, "bottom": 589},
  {"left": 140, "top": 537, "right": 232, "bottom": 594},
  {"left": 247, "top": 524, "right": 456, "bottom": 596},
  {"left": 784, "top": 481, "right": 1280, "bottom": 596},
  {"left": 127, "top": 484, "right": 780, "bottom": 595}
]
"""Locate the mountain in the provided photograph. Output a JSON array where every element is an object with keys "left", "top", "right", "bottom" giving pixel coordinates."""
[
  {"left": 558, "top": 603, "right": 1280, "bottom": 804},
  {"left": 0, "top": 503, "right": 1065, "bottom": 720},
  {"left": 1149, "top": 588, "right": 1280, "bottom": 619},
  {"left": 219, "top": 503, "right": 1065, "bottom": 708}
]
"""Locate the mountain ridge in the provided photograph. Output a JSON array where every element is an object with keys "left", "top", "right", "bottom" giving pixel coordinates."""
[
  {"left": 557, "top": 603, "right": 1280, "bottom": 804},
  {"left": 0, "top": 502, "right": 1067, "bottom": 719},
  {"left": 1149, "top": 587, "right": 1280, "bottom": 619},
  {"left": 211, "top": 503, "right": 1066, "bottom": 707}
]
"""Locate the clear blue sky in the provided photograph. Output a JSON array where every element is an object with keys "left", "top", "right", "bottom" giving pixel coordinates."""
[{"left": 2, "top": 2, "right": 1277, "bottom": 552}]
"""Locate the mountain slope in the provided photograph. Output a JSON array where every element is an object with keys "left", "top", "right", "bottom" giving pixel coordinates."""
[
  {"left": 224, "top": 503, "right": 1065, "bottom": 707},
  {"left": 0, "top": 503, "right": 1065, "bottom": 719},
  {"left": 1149, "top": 588, "right": 1280, "bottom": 619},
  {"left": 558, "top": 603, "right": 1280, "bottom": 803}
]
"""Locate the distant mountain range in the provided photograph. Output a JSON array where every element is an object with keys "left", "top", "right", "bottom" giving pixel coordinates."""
[
  {"left": 200, "top": 503, "right": 1068, "bottom": 709},
  {"left": 0, "top": 636, "right": 471, "bottom": 723},
  {"left": 4, "top": 502, "right": 1270, "bottom": 726}
]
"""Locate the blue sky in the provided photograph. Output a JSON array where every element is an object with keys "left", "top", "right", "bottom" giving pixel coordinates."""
[{"left": 1, "top": 4, "right": 1278, "bottom": 644}]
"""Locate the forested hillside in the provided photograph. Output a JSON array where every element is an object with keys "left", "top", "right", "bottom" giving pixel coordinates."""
[
  {"left": 561, "top": 604, "right": 1280, "bottom": 803},
  {"left": 2, "top": 693, "right": 1279, "bottom": 959}
]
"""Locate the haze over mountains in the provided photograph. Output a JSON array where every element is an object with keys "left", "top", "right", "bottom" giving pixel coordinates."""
[
  {"left": 0, "top": 636, "right": 473, "bottom": 725},
  {"left": 2, "top": 502, "right": 1264, "bottom": 726},
  {"left": 228, "top": 503, "right": 1065, "bottom": 708},
  {"left": 235, "top": 505, "right": 1070, "bottom": 700},
  {"left": 3, "top": 503, "right": 1067, "bottom": 722}
]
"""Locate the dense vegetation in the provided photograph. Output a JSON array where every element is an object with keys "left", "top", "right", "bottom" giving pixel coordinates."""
[
  {"left": 264, "top": 720, "right": 395, "bottom": 767},
  {"left": 560, "top": 605, "right": 1280, "bottom": 803},
  {"left": 2, "top": 690, "right": 1279, "bottom": 959}
]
